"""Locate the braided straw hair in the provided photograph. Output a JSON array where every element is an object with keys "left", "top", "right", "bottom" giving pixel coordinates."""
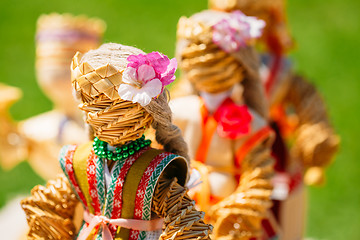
[
  {"left": 176, "top": 10, "right": 268, "bottom": 119},
  {"left": 71, "top": 43, "right": 189, "bottom": 161}
]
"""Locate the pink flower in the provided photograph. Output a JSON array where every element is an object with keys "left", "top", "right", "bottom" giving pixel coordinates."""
[
  {"left": 212, "top": 10, "right": 266, "bottom": 53},
  {"left": 214, "top": 98, "right": 253, "bottom": 139},
  {"left": 127, "top": 52, "right": 177, "bottom": 87},
  {"left": 118, "top": 52, "right": 177, "bottom": 106}
]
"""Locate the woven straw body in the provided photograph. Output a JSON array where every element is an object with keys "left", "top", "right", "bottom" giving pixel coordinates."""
[
  {"left": 153, "top": 177, "right": 213, "bottom": 239},
  {"left": 21, "top": 174, "right": 79, "bottom": 240},
  {"left": 21, "top": 171, "right": 213, "bottom": 239}
]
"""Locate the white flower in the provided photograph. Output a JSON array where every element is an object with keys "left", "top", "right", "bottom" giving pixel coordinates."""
[
  {"left": 245, "top": 16, "right": 266, "bottom": 39},
  {"left": 212, "top": 10, "right": 266, "bottom": 53},
  {"left": 118, "top": 64, "right": 162, "bottom": 106}
]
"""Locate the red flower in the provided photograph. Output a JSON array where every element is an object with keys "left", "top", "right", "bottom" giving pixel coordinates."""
[{"left": 214, "top": 99, "right": 252, "bottom": 139}]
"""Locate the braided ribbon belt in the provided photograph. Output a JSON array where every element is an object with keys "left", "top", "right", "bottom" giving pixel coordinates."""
[{"left": 78, "top": 210, "right": 164, "bottom": 240}]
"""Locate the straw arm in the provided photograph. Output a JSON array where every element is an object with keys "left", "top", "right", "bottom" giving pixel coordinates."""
[
  {"left": 0, "top": 84, "right": 28, "bottom": 169},
  {"left": 21, "top": 174, "right": 79, "bottom": 240},
  {"left": 152, "top": 176, "right": 213, "bottom": 239},
  {"left": 208, "top": 138, "right": 275, "bottom": 240},
  {"left": 285, "top": 74, "right": 339, "bottom": 171}
]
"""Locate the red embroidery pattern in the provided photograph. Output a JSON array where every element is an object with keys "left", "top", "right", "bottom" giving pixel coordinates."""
[
  {"left": 129, "top": 152, "right": 169, "bottom": 240},
  {"left": 111, "top": 147, "right": 150, "bottom": 219},
  {"left": 64, "top": 145, "right": 88, "bottom": 209},
  {"left": 87, "top": 150, "right": 101, "bottom": 214}
]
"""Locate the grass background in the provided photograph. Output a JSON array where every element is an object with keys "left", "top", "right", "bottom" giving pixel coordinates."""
[{"left": 0, "top": 0, "right": 359, "bottom": 239}]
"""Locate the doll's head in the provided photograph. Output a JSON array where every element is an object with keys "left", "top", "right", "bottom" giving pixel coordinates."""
[
  {"left": 71, "top": 43, "right": 189, "bottom": 160},
  {"left": 208, "top": 0, "right": 293, "bottom": 54},
  {"left": 36, "top": 13, "right": 105, "bottom": 114},
  {"left": 208, "top": 0, "right": 280, "bottom": 20},
  {"left": 176, "top": 10, "right": 268, "bottom": 118}
]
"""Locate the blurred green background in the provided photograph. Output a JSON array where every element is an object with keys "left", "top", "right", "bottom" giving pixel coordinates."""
[{"left": 0, "top": 0, "right": 359, "bottom": 239}]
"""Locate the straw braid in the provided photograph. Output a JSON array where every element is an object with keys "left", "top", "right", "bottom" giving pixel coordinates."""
[
  {"left": 208, "top": 137, "right": 274, "bottom": 240},
  {"left": 144, "top": 90, "right": 190, "bottom": 161},
  {"left": 153, "top": 177, "right": 213, "bottom": 239},
  {"left": 285, "top": 75, "right": 339, "bottom": 184},
  {"left": 21, "top": 174, "right": 79, "bottom": 240}
]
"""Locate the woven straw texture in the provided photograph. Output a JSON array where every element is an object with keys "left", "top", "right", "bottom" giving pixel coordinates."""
[
  {"left": 153, "top": 177, "right": 213, "bottom": 239},
  {"left": 21, "top": 174, "right": 79, "bottom": 240},
  {"left": 71, "top": 52, "right": 153, "bottom": 146},
  {"left": 176, "top": 10, "right": 262, "bottom": 89},
  {"left": 209, "top": 0, "right": 280, "bottom": 16},
  {"left": 208, "top": 137, "right": 274, "bottom": 239},
  {"left": 36, "top": 13, "right": 105, "bottom": 85},
  {"left": 175, "top": 10, "right": 268, "bottom": 119},
  {"left": 285, "top": 75, "right": 339, "bottom": 185},
  {"left": 0, "top": 84, "right": 27, "bottom": 170},
  {"left": 177, "top": 14, "right": 244, "bottom": 94}
]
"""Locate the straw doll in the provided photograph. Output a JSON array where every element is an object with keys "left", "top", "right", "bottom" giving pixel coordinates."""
[
  {"left": 0, "top": 13, "right": 105, "bottom": 179},
  {"left": 171, "top": 10, "right": 277, "bottom": 239},
  {"left": 209, "top": 0, "right": 339, "bottom": 187},
  {"left": 21, "top": 43, "right": 213, "bottom": 240}
]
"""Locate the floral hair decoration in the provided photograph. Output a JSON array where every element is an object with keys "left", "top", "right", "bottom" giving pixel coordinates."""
[
  {"left": 118, "top": 52, "right": 177, "bottom": 106},
  {"left": 212, "top": 10, "right": 266, "bottom": 53}
]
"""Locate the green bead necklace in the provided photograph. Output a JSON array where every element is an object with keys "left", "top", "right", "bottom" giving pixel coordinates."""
[{"left": 93, "top": 135, "right": 151, "bottom": 161}]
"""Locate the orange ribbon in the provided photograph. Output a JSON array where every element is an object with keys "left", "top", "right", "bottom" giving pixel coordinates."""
[
  {"left": 235, "top": 126, "right": 273, "bottom": 167},
  {"left": 194, "top": 100, "right": 218, "bottom": 164}
]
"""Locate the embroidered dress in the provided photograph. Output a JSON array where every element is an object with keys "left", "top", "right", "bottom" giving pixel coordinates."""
[{"left": 59, "top": 142, "right": 188, "bottom": 240}]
